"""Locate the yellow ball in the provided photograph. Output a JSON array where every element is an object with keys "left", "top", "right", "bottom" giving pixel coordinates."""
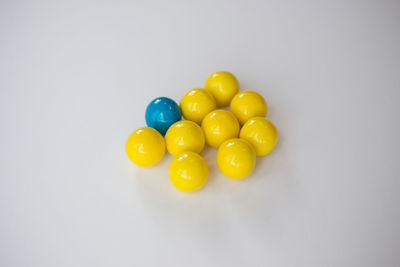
[
  {"left": 180, "top": 88, "right": 216, "bottom": 124},
  {"left": 230, "top": 90, "right": 267, "bottom": 125},
  {"left": 240, "top": 117, "right": 278, "bottom": 156},
  {"left": 201, "top": 109, "right": 240, "bottom": 148},
  {"left": 217, "top": 138, "right": 256, "bottom": 179},
  {"left": 125, "top": 127, "right": 165, "bottom": 166},
  {"left": 165, "top": 120, "right": 205, "bottom": 156},
  {"left": 204, "top": 71, "right": 239, "bottom": 107},
  {"left": 169, "top": 152, "right": 208, "bottom": 192}
]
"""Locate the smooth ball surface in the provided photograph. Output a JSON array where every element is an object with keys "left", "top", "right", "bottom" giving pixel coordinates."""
[
  {"left": 125, "top": 127, "right": 165, "bottom": 166},
  {"left": 204, "top": 71, "right": 239, "bottom": 107},
  {"left": 165, "top": 120, "right": 205, "bottom": 156},
  {"left": 230, "top": 90, "right": 267, "bottom": 125},
  {"left": 145, "top": 97, "right": 181, "bottom": 136},
  {"left": 240, "top": 117, "right": 278, "bottom": 156},
  {"left": 180, "top": 88, "right": 216, "bottom": 124},
  {"left": 217, "top": 138, "right": 256, "bottom": 179},
  {"left": 169, "top": 152, "right": 208, "bottom": 192},
  {"left": 201, "top": 109, "right": 240, "bottom": 148}
]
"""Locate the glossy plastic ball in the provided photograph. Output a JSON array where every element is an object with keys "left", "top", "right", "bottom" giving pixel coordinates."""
[
  {"left": 145, "top": 97, "right": 181, "bottom": 136},
  {"left": 216, "top": 138, "right": 256, "bottom": 179},
  {"left": 230, "top": 90, "right": 267, "bottom": 125},
  {"left": 165, "top": 120, "right": 205, "bottom": 156},
  {"left": 240, "top": 117, "right": 278, "bottom": 156},
  {"left": 169, "top": 152, "right": 208, "bottom": 192},
  {"left": 180, "top": 88, "right": 216, "bottom": 124},
  {"left": 204, "top": 71, "right": 239, "bottom": 107},
  {"left": 201, "top": 109, "right": 240, "bottom": 148},
  {"left": 125, "top": 127, "right": 165, "bottom": 166}
]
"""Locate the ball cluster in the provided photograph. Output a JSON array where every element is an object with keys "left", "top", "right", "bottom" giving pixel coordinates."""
[{"left": 125, "top": 71, "right": 278, "bottom": 192}]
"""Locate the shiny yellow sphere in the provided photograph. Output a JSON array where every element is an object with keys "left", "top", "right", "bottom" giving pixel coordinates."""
[
  {"left": 204, "top": 71, "right": 239, "bottom": 107},
  {"left": 201, "top": 109, "right": 240, "bottom": 148},
  {"left": 240, "top": 117, "right": 278, "bottom": 156},
  {"left": 169, "top": 152, "right": 209, "bottom": 192},
  {"left": 165, "top": 120, "right": 205, "bottom": 156},
  {"left": 125, "top": 127, "right": 165, "bottom": 166},
  {"left": 180, "top": 88, "right": 216, "bottom": 124},
  {"left": 216, "top": 138, "right": 256, "bottom": 179},
  {"left": 230, "top": 90, "right": 267, "bottom": 125}
]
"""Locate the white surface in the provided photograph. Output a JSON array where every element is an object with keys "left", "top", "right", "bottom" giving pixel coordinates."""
[{"left": 1, "top": 0, "right": 399, "bottom": 266}]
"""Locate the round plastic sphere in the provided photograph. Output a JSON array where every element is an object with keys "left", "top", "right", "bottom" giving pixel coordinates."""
[
  {"left": 230, "top": 90, "right": 267, "bottom": 125},
  {"left": 204, "top": 71, "right": 239, "bottom": 107},
  {"left": 145, "top": 97, "right": 181, "bottom": 136},
  {"left": 201, "top": 109, "right": 240, "bottom": 148},
  {"left": 180, "top": 88, "right": 216, "bottom": 124},
  {"left": 217, "top": 138, "right": 256, "bottom": 179},
  {"left": 125, "top": 127, "right": 165, "bottom": 166},
  {"left": 165, "top": 120, "right": 205, "bottom": 156},
  {"left": 169, "top": 152, "right": 208, "bottom": 192},
  {"left": 240, "top": 117, "right": 278, "bottom": 156}
]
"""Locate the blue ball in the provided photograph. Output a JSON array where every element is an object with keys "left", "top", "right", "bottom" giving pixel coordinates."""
[{"left": 145, "top": 97, "right": 181, "bottom": 136}]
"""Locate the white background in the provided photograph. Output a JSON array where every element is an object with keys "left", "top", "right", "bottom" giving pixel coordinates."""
[{"left": 1, "top": 0, "right": 399, "bottom": 266}]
